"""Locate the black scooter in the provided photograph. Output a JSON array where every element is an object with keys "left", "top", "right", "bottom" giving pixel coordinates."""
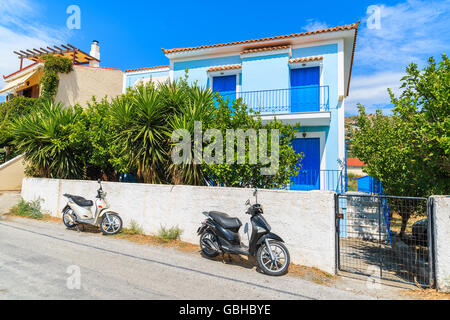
[{"left": 197, "top": 188, "right": 290, "bottom": 276}]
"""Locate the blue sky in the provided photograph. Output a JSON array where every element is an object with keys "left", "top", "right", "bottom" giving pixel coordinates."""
[{"left": 0, "top": 0, "right": 449, "bottom": 115}]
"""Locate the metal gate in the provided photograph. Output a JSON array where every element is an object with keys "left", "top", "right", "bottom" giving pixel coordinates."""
[{"left": 336, "top": 194, "right": 435, "bottom": 288}]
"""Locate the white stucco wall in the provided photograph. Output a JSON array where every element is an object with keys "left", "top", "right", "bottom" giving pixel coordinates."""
[
  {"left": 21, "top": 178, "right": 337, "bottom": 274},
  {"left": 431, "top": 196, "right": 450, "bottom": 292}
]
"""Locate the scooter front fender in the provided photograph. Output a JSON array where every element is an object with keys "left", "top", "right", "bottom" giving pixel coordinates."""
[
  {"left": 96, "top": 210, "right": 119, "bottom": 225},
  {"left": 256, "top": 232, "right": 284, "bottom": 247}
]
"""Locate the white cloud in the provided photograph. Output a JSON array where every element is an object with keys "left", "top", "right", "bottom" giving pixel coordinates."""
[
  {"left": 346, "top": 0, "right": 450, "bottom": 115},
  {"left": 302, "top": 19, "right": 329, "bottom": 32},
  {"left": 356, "top": 0, "right": 450, "bottom": 73},
  {"left": 346, "top": 72, "right": 404, "bottom": 115},
  {"left": 0, "top": 0, "right": 70, "bottom": 100}
]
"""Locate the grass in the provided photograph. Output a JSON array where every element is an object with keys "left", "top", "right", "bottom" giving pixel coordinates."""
[
  {"left": 157, "top": 225, "right": 183, "bottom": 242},
  {"left": 127, "top": 220, "right": 144, "bottom": 235},
  {"left": 9, "top": 198, "right": 43, "bottom": 220}
]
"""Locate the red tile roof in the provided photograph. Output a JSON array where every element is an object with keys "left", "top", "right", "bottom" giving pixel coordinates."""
[
  {"left": 206, "top": 65, "right": 242, "bottom": 72},
  {"left": 125, "top": 65, "right": 169, "bottom": 73},
  {"left": 347, "top": 158, "right": 365, "bottom": 167},
  {"left": 162, "top": 22, "right": 360, "bottom": 54},
  {"left": 241, "top": 45, "right": 290, "bottom": 55},
  {"left": 289, "top": 56, "right": 323, "bottom": 64}
]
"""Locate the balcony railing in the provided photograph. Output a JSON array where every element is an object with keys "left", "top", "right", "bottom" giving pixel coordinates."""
[
  {"left": 219, "top": 85, "right": 330, "bottom": 114},
  {"left": 290, "top": 169, "right": 344, "bottom": 193}
]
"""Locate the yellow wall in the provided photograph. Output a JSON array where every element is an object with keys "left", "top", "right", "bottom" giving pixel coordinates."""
[
  {"left": 0, "top": 155, "right": 26, "bottom": 191},
  {"left": 55, "top": 66, "right": 123, "bottom": 107}
]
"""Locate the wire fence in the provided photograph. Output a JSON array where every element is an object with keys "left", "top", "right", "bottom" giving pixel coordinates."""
[{"left": 337, "top": 194, "right": 432, "bottom": 287}]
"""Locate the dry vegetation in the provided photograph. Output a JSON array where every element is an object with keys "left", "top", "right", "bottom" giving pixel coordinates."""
[{"left": 402, "top": 288, "right": 450, "bottom": 300}]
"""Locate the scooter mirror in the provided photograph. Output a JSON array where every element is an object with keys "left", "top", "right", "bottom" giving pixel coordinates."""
[
  {"left": 253, "top": 188, "right": 258, "bottom": 196},
  {"left": 97, "top": 178, "right": 101, "bottom": 184},
  {"left": 245, "top": 199, "right": 250, "bottom": 206}
]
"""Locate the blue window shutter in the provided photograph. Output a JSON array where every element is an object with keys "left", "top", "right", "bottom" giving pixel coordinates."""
[{"left": 212, "top": 75, "right": 236, "bottom": 93}]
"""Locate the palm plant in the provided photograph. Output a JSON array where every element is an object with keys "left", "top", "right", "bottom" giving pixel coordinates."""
[
  {"left": 168, "top": 87, "right": 216, "bottom": 185},
  {"left": 110, "top": 84, "right": 170, "bottom": 183},
  {"left": 157, "top": 80, "right": 189, "bottom": 114},
  {"left": 11, "top": 100, "right": 88, "bottom": 179}
]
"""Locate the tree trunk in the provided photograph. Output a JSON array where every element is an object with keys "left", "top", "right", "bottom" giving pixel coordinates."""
[
  {"left": 399, "top": 207, "right": 413, "bottom": 240},
  {"left": 4, "top": 146, "right": 11, "bottom": 162}
]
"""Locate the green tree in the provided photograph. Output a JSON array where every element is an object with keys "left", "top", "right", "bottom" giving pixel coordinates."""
[
  {"left": 353, "top": 54, "right": 450, "bottom": 237},
  {"left": 83, "top": 97, "right": 124, "bottom": 181},
  {"left": 199, "top": 97, "right": 301, "bottom": 188}
]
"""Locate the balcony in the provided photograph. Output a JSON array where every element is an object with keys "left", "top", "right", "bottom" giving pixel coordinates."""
[
  {"left": 219, "top": 85, "right": 330, "bottom": 114},
  {"left": 290, "top": 169, "right": 344, "bottom": 193}
]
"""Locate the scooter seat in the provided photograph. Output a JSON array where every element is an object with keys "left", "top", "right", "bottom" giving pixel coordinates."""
[
  {"left": 208, "top": 211, "right": 242, "bottom": 230},
  {"left": 63, "top": 194, "right": 93, "bottom": 207}
]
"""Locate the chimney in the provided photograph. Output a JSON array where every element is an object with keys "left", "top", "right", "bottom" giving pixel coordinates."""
[{"left": 89, "top": 40, "right": 100, "bottom": 67}]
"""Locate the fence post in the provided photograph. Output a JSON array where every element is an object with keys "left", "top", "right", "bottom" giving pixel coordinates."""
[
  {"left": 335, "top": 193, "right": 340, "bottom": 274},
  {"left": 430, "top": 196, "right": 450, "bottom": 292},
  {"left": 427, "top": 197, "right": 436, "bottom": 288}
]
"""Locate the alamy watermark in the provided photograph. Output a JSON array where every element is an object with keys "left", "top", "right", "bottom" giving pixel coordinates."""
[
  {"left": 66, "top": 5, "right": 81, "bottom": 30},
  {"left": 367, "top": 5, "right": 381, "bottom": 30},
  {"left": 66, "top": 265, "right": 81, "bottom": 290},
  {"left": 171, "top": 122, "right": 280, "bottom": 175}
]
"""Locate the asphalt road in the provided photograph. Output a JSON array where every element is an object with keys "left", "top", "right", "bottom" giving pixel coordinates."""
[{"left": 0, "top": 217, "right": 383, "bottom": 300}]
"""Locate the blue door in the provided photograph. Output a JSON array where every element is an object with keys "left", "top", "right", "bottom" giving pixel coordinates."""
[
  {"left": 290, "top": 138, "right": 320, "bottom": 190},
  {"left": 290, "top": 67, "right": 320, "bottom": 112},
  {"left": 213, "top": 75, "right": 236, "bottom": 102}
]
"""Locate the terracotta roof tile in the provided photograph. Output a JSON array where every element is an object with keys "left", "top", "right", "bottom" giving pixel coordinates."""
[
  {"left": 125, "top": 65, "right": 169, "bottom": 73},
  {"left": 206, "top": 65, "right": 242, "bottom": 72},
  {"left": 162, "top": 22, "right": 360, "bottom": 54},
  {"left": 289, "top": 56, "right": 323, "bottom": 64},
  {"left": 241, "top": 45, "right": 290, "bottom": 55},
  {"left": 347, "top": 158, "right": 365, "bottom": 167}
]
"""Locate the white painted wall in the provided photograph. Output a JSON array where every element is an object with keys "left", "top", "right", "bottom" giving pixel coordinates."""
[
  {"left": 431, "top": 196, "right": 450, "bottom": 292},
  {"left": 21, "top": 177, "right": 337, "bottom": 274}
]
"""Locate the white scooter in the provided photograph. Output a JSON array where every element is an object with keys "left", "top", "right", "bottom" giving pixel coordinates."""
[{"left": 61, "top": 179, "right": 123, "bottom": 235}]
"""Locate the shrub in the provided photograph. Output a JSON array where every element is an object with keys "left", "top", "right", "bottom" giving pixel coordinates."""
[
  {"left": 128, "top": 220, "right": 144, "bottom": 235},
  {"left": 11, "top": 100, "right": 89, "bottom": 179},
  {"left": 157, "top": 225, "right": 183, "bottom": 241},
  {"left": 10, "top": 198, "right": 43, "bottom": 220}
]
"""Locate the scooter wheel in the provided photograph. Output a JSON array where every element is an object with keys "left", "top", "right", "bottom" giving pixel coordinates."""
[
  {"left": 62, "top": 211, "right": 76, "bottom": 229},
  {"left": 200, "top": 230, "right": 220, "bottom": 258},
  {"left": 100, "top": 213, "right": 123, "bottom": 235},
  {"left": 256, "top": 240, "right": 290, "bottom": 276}
]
